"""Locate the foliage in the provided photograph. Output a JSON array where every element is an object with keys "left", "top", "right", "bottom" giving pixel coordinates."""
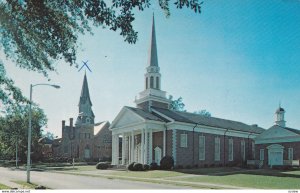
[
  {"left": 42, "top": 131, "right": 55, "bottom": 140},
  {"left": 150, "top": 162, "right": 160, "bottom": 170},
  {"left": 169, "top": 95, "right": 185, "bottom": 111},
  {"left": 193, "top": 110, "right": 211, "bottom": 117},
  {"left": 0, "top": 0, "right": 202, "bottom": 106},
  {"left": 96, "top": 162, "right": 110, "bottom": 170},
  {"left": 127, "top": 162, "right": 135, "bottom": 171},
  {"left": 143, "top": 164, "right": 150, "bottom": 171},
  {"left": 133, "top": 163, "right": 144, "bottom": 171},
  {"left": 160, "top": 156, "right": 174, "bottom": 170},
  {"left": 0, "top": 105, "right": 47, "bottom": 162}
]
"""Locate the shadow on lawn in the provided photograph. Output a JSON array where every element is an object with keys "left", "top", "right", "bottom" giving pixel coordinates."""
[{"left": 174, "top": 167, "right": 300, "bottom": 178}]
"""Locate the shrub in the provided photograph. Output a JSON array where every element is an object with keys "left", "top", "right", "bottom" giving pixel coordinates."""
[
  {"left": 133, "top": 163, "right": 144, "bottom": 171},
  {"left": 193, "top": 164, "right": 199, "bottom": 168},
  {"left": 160, "top": 156, "right": 174, "bottom": 170},
  {"left": 204, "top": 164, "right": 208, "bottom": 168},
  {"left": 127, "top": 162, "right": 135, "bottom": 171},
  {"left": 209, "top": 163, "right": 215, "bottom": 167},
  {"left": 96, "top": 162, "right": 109, "bottom": 170},
  {"left": 143, "top": 164, "right": 150, "bottom": 171},
  {"left": 150, "top": 162, "right": 159, "bottom": 170}
]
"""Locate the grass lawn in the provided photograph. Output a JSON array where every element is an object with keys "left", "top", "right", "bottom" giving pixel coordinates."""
[
  {"left": 11, "top": 181, "right": 39, "bottom": 189},
  {"left": 107, "top": 170, "right": 185, "bottom": 178},
  {"left": 0, "top": 183, "right": 11, "bottom": 189},
  {"left": 177, "top": 170, "right": 300, "bottom": 189}
]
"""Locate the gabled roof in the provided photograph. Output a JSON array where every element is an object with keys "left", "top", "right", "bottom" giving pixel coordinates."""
[
  {"left": 152, "top": 107, "right": 265, "bottom": 134},
  {"left": 271, "top": 125, "right": 300, "bottom": 135},
  {"left": 114, "top": 106, "right": 265, "bottom": 134},
  {"left": 125, "top": 106, "right": 165, "bottom": 122},
  {"left": 94, "top": 121, "right": 110, "bottom": 136}
]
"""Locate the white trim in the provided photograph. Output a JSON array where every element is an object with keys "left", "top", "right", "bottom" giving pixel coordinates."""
[
  {"left": 260, "top": 149, "right": 264, "bottom": 161},
  {"left": 172, "top": 129, "right": 177, "bottom": 165},
  {"left": 151, "top": 108, "right": 175, "bottom": 122},
  {"left": 145, "top": 130, "right": 148, "bottom": 164},
  {"left": 121, "top": 133, "right": 125, "bottom": 165},
  {"left": 141, "top": 129, "right": 145, "bottom": 164},
  {"left": 168, "top": 121, "right": 260, "bottom": 139},
  {"left": 288, "top": 148, "right": 293, "bottom": 161},
  {"left": 149, "top": 129, "right": 153, "bottom": 163},
  {"left": 109, "top": 107, "right": 145, "bottom": 129},
  {"left": 180, "top": 133, "right": 188, "bottom": 148},
  {"left": 199, "top": 135, "right": 205, "bottom": 161},
  {"left": 255, "top": 136, "right": 300, "bottom": 144},
  {"left": 131, "top": 131, "right": 134, "bottom": 163},
  {"left": 241, "top": 140, "right": 245, "bottom": 161},
  {"left": 228, "top": 138, "right": 233, "bottom": 161},
  {"left": 163, "top": 129, "right": 166, "bottom": 156},
  {"left": 214, "top": 137, "right": 220, "bottom": 161}
]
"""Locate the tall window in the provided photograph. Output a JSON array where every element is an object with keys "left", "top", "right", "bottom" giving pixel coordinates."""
[
  {"left": 252, "top": 141, "right": 255, "bottom": 159},
  {"left": 146, "top": 77, "right": 148, "bottom": 89},
  {"left": 199, "top": 136, "right": 205, "bottom": 160},
  {"left": 156, "top": 77, "right": 160, "bottom": 89},
  {"left": 241, "top": 140, "right": 245, "bottom": 161},
  {"left": 214, "top": 137, "right": 220, "bottom": 161},
  {"left": 260, "top": 149, "right": 264, "bottom": 161},
  {"left": 150, "top": 76, "right": 154, "bottom": 88},
  {"left": 228, "top": 138, "right": 233, "bottom": 161},
  {"left": 288, "top": 148, "right": 293, "bottom": 160},
  {"left": 180, "top": 134, "right": 187, "bottom": 148}
]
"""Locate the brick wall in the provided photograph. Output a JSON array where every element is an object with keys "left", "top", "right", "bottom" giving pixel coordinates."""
[
  {"left": 255, "top": 141, "right": 300, "bottom": 166},
  {"left": 172, "top": 130, "right": 254, "bottom": 167}
]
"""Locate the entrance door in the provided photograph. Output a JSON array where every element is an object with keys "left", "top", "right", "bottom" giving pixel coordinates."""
[
  {"left": 267, "top": 144, "right": 284, "bottom": 167},
  {"left": 154, "top": 146, "right": 162, "bottom": 165},
  {"left": 84, "top": 147, "right": 91, "bottom": 159}
]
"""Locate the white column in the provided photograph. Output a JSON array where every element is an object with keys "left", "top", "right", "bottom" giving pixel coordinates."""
[
  {"left": 144, "top": 130, "right": 148, "bottom": 164},
  {"left": 172, "top": 129, "right": 177, "bottom": 166},
  {"left": 149, "top": 129, "right": 153, "bottom": 164},
  {"left": 112, "top": 134, "right": 117, "bottom": 165},
  {"left": 141, "top": 129, "right": 145, "bottom": 164},
  {"left": 131, "top": 131, "right": 134, "bottom": 162},
  {"left": 121, "top": 133, "right": 125, "bottom": 165},
  {"left": 116, "top": 135, "right": 119, "bottom": 165},
  {"left": 163, "top": 129, "right": 166, "bottom": 157},
  {"left": 128, "top": 135, "right": 131, "bottom": 163}
]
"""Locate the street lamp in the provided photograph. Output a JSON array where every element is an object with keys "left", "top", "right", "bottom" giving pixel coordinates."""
[{"left": 27, "top": 83, "right": 60, "bottom": 183}]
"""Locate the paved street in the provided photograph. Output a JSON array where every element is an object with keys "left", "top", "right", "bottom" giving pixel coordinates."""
[{"left": 0, "top": 167, "right": 188, "bottom": 189}]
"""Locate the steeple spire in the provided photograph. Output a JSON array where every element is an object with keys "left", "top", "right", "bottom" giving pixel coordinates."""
[
  {"left": 148, "top": 14, "right": 158, "bottom": 67},
  {"left": 79, "top": 72, "right": 92, "bottom": 106},
  {"left": 135, "top": 14, "right": 171, "bottom": 111},
  {"left": 76, "top": 73, "right": 95, "bottom": 126}
]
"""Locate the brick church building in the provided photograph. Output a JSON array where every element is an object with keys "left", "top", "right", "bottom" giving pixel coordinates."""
[
  {"left": 53, "top": 73, "right": 112, "bottom": 161},
  {"left": 109, "top": 16, "right": 266, "bottom": 167}
]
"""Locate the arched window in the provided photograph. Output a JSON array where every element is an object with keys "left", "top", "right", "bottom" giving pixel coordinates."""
[
  {"left": 146, "top": 77, "right": 148, "bottom": 89},
  {"left": 156, "top": 77, "right": 160, "bottom": 89},
  {"left": 150, "top": 76, "right": 154, "bottom": 88}
]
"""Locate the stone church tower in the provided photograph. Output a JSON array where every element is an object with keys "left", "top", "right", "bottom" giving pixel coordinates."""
[
  {"left": 135, "top": 15, "right": 171, "bottom": 111},
  {"left": 54, "top": 73, "right": 112, "bottom": 161}
]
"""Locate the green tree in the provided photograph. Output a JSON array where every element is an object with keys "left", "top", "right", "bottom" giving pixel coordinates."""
[
  {"left": 169, "top": 95, "right": 185, "bottom": 111},
  {"left": 42, "top": 131, "right": 55, "bottom": 140},
  {"left": 193, "top": 109, "right": 211, "bottom": 117},
  {"left": 0, "top": 0, "right": 202, "bottom": 106},
  {"left": 0, "top": 105, "right": 47, "bottom": 162}
]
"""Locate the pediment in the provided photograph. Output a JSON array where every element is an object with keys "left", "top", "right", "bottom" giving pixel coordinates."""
[
  {"left": 110, "top": 107, "right": 145, "bottom": 129},
  {"left": 256, "top": 125, "right": 298, "bottom": 140}
]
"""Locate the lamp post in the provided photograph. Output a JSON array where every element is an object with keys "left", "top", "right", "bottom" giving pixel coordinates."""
[{"left": 27, "top": 83, "right": 60, "bottom": 183}]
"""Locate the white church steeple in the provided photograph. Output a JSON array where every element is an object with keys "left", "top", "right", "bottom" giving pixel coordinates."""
[
  {"left": 135, "top": 14, "right": 171, "bottom": 111},
  {"left": 275, "top": 105, "right": 286, "bottom": 127}
]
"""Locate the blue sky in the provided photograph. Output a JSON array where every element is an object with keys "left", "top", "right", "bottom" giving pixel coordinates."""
[{"left": 3, "top": 0, "right": 300, "bottom": 137}]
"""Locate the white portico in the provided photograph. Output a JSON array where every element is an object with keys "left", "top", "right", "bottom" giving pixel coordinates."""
[{"left": 110, "top": 107, "right": 167, "bottom": 165}]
